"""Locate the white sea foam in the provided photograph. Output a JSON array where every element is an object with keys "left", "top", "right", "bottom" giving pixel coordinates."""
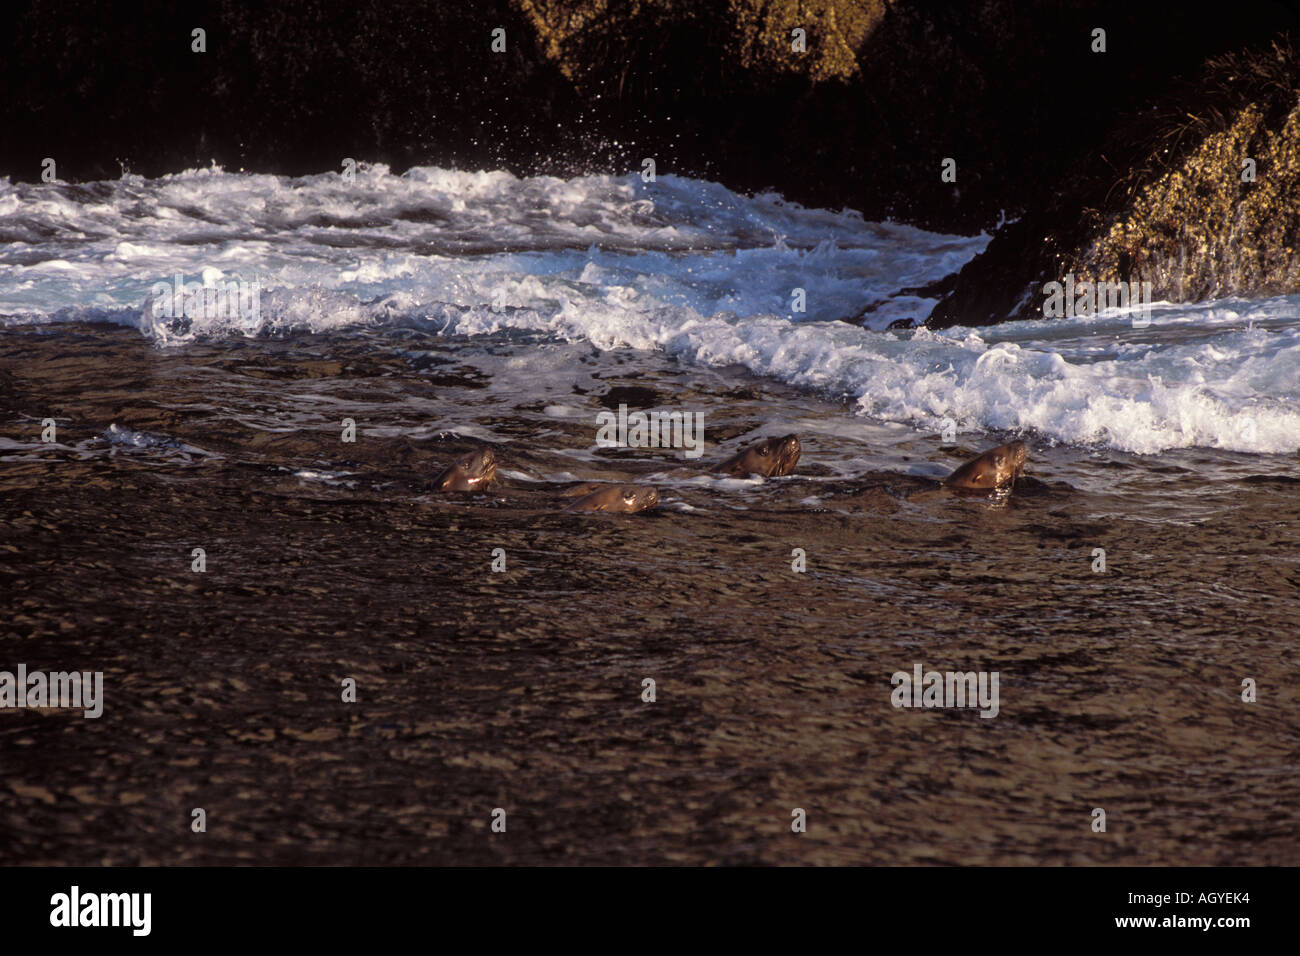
[
  {"left": 2, "top": 166, "right": 1297, "bottom": 454},
  {"left": 103, "top": 424, "right": 217, "bottom": 460}
]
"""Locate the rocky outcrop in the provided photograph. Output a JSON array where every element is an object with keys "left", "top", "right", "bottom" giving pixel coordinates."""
[
  {"left": 502, "top": 0, "right": 1300, "bottom": 234},
  {"left": 517, "top": 0, "right": 886, "bottom": 85},
  {"left": 927, "top": 41, "right": 1300, "bottom": 328},
  {"left": 5, "top": 1, "right": 1295, "bottom": 237}
]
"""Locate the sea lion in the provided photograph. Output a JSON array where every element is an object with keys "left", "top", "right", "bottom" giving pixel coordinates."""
[
  {"left": 564, "top": 484, "right": 660, "bottom": 514},
  {"left": 431, "top": 447, "right": 498, "bottom": 492},
  {"left": 714, "top": 434, "right": 802, "bottom": 478},
  {"left": 943, "top": 441, "right": 1028, "bottom": 494}
]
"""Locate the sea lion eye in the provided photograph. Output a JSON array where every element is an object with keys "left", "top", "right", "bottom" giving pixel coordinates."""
[{"left": 759, "top": 446, "right": 770, "bottom": 456}]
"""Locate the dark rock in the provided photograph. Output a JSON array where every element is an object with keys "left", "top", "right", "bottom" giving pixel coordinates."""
[
  {"left": 598, "top": 385, "right": 660, "bottom": 409},
  {"left": 929, "top": 39, "right": 1300, "bottom": 328}
]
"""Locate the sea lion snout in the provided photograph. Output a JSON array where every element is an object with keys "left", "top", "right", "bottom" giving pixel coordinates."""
[
  {"left": 628, "top": 485, "right": 659, "bottom": 510},
  {"left": 775, "top": 434, "right": 802, "bottom": 471},
  {"left": 431, "top": 446, "right": 498, "bottom": 492},
  {"left": 464, "top": 447, "right": 497, "bottom": 475}
]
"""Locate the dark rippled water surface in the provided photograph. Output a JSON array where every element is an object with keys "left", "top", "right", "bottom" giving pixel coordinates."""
[{"left": 2, "top": 324, "right": 1298, "bottom": 865}]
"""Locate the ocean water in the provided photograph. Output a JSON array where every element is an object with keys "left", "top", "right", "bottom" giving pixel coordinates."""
[
  {"left": 4, "top": 166, "right": 1299, "bottom": 453},
  {"left": 2, "top": 166, "right": 1298, "bottom": 865}
]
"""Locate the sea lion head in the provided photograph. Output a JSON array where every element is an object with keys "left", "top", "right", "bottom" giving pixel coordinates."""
[
  {"left": 565, "top": 483, "right": 659, "bottom": 513},
  {"left": 717, "top": 433, "right": 802, "bottom": 478},
  {"left": 943, "top": 440, "right": 1027, "bottom": 493},
  {"left": 431, "top": 447, "right": 498, "bottom": 492}
]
